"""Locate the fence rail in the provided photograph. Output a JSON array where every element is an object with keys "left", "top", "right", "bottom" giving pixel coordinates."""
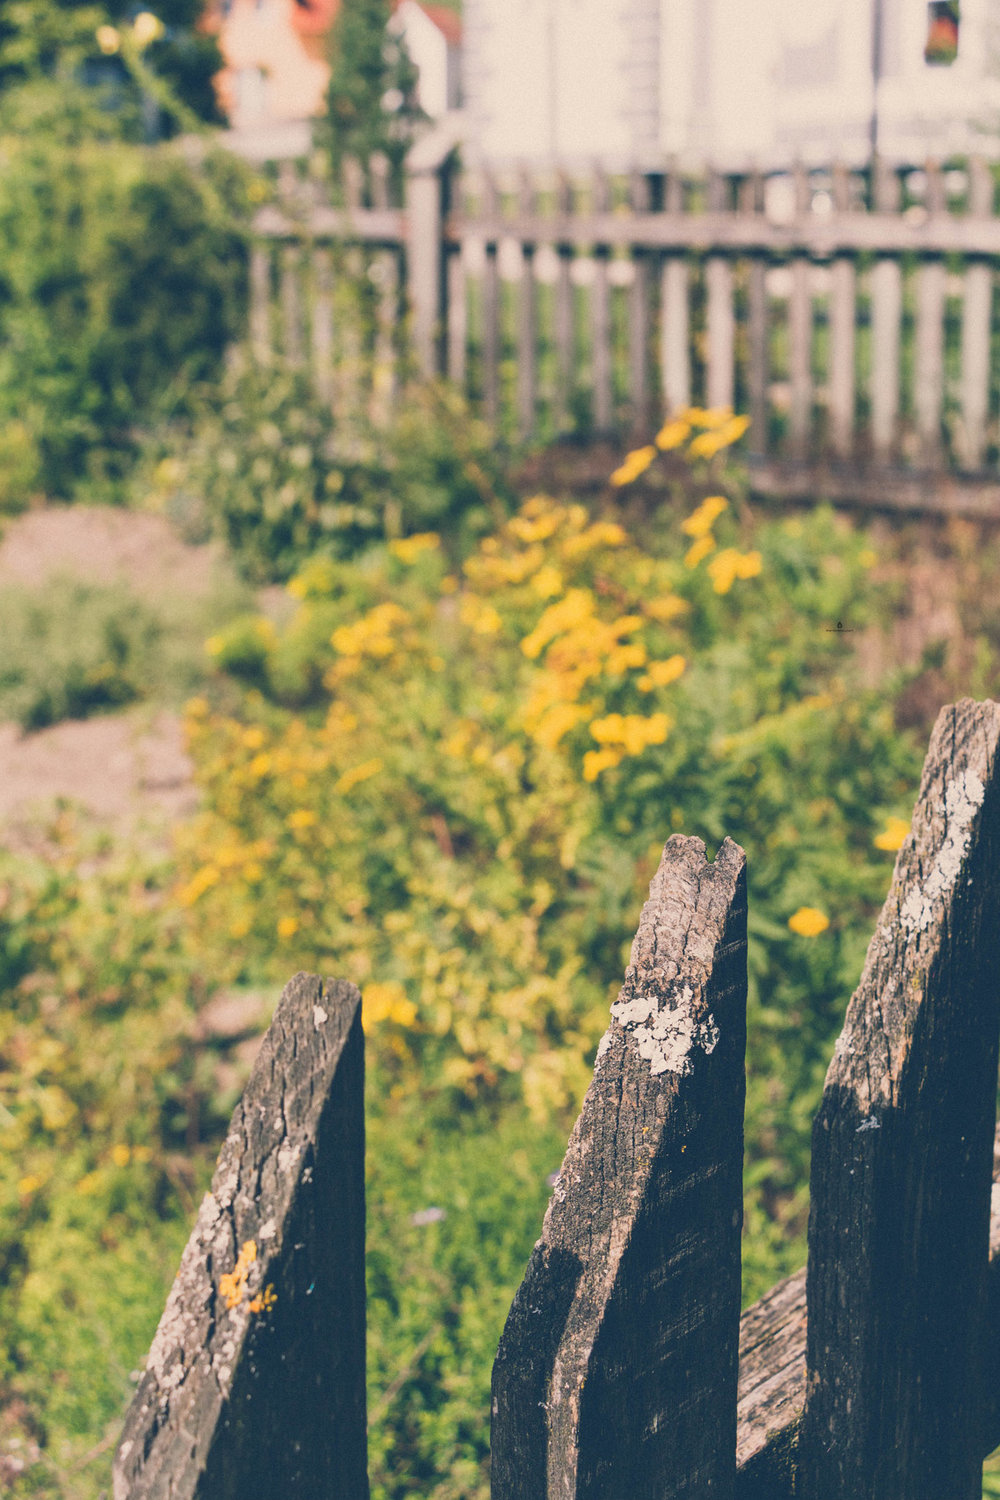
[
  {"left": 116, "top": 696, "right": 1000, "bottom": 1496},
  {"left": 248, "top": 134, "right": 1000, "bottom": 516}
]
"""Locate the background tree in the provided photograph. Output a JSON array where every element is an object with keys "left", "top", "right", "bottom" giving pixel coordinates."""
[{"left": 324, "top": 0, "right": 424, "bottom": 192}]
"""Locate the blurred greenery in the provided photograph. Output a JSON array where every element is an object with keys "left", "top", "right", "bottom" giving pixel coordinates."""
[
  {"left": 136, "top": 368, "right": 513, "bottom": 583},
  {"left": 1, "top": 399, "right": 998, "bottom": 1498},
  {"left": 0, "top": 571, "right": 252, "bottom": 732}
]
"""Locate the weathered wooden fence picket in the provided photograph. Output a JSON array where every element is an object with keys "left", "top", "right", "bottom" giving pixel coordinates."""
[
  {"left": 114, "top": 696, "right": 1000, "bottom": 1496},
  {"left": 250, "top": 128, "right": 1000, "bottom": 516}
]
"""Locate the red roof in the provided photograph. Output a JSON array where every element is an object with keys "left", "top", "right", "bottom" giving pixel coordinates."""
[
  {"left": 291, "top": 0, "right": 339, "bottom": 37},
  {"left": 391, "top": 0, "right": 462, "bottom": 45}
]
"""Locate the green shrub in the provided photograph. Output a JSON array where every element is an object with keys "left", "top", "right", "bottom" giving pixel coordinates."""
[
  {"left": 0, "top": 573, "right": 252, "bottom": 731},
  {"left": 138, "top": 367, "right": 512, "bottom": 583},
  {"left": 0, "top": 135, "right": 248, "bottom": 501}
]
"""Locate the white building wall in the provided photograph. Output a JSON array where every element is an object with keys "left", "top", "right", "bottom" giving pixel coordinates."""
[
  {"left": 462, "top": 0, "right": 632, "bottom": 166},
  {"left": 467, "top": 0, "right": 1000, "bottom": 169},
  {"left": 393, "top": 1, "right": 451, "bottom": 119}
]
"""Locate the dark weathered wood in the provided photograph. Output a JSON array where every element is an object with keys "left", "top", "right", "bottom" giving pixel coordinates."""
[
  {"left": 706, "top": 172, "right": 734, "bottom": 413},
  {"left": 481, "top": 168, "right": 501, "bottom": 424},
  {"left": 590, "top": 166, "right": 613, "bottom": 433},
  {"left": 735, "top": 1118, "right": 1000, "bottom": 1497},
  {"left": 788, "top": 166, "right": 812, "bottom": 460},
  {"left": 113, "top": 974, "right": 368, "bottom": 1500},
  {"left": 740, "top": 172, "right": 767, "bottom": 453},
  {"left": 310, "top": 245, "right": 334, "bottom": 405},
  {"left": 280, "top": 243, "right": 303, "bottom": 368},
  {"left": 961, "top": 157, "right": 993, "bottom": 471},
  {"left": 553, "top": 170, "right": 575, "bottom": 433},
  {"left": 828, "top": 162, "right": 856, "bottom": 461},
  {"left": 629, "top": 170, "right": 652, "bottom": 430},
  {"left": 518, "top": 170, "right": 538, "bottom": 441},
  {"left": 745, "top": 456, "right": 1000, "bottom": 519},
  {"left": 249, "top": 244, "right": 272, "bottom": 364},
  {"left": 798, "top": 698, "right": 1000, "bottom": 1500},
  {"left": 491, "top": 836, "right": 748, "bottom": 1499}
]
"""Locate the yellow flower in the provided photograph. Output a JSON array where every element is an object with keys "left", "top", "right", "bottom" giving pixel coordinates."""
[
  {"left": 242, "top": 727, "right": 266, "bottom": 750},
  {"left": 681, "top": 495, "right": 729, "bottom": 537},
  {"left": 638, "top": 654, "right": 686, "bottom": 691},
  {"left": 687, "top": 415, "right": 749, "bottom": 460},
  {"left": 334, "top": 758, "right": 383, "bottom": 794},
  {"left": 707, "top": 548, "right": 741, "bottom": 595},
  {"left": 521, "top": 589, "right": 595, "bottom": 659},
  {"left": 589, "top": 712, "right": 671, "bottom": 755},
  {"left": 389, "top": 532, "right": 440, "bottom": 563},
  {"left": 184, "top": 696, "right": 209, "bottom": 718},
  {"left": 177, "top": 864, "right": 220, "bottom": 906},
  {"left": 606, "top": 641, "right": 647, "bottom": 675},
  {"left": 230, "top": 914, "right": 252, "bottom": 939},
  {"left": 111, "top": 1144, "right": 131, "bottom": 1168},
  {"left": 459, "top": 596, "right": 503, "bottom": 635},
  {"left": 654, "top": 417, "right": 691, "bottom": 451},
  {"left": 735, "top": 550, "right": 762, "bottom": 580},
  {"left": 859, "top": 548, "right": 878, "bottom": 568},
  {"left": 18, "top": 1174, "right": 43, "bottom": 1196},
  {"left": 277, "top": 915, "right": 299, "bottom": 940},
  {"left": 684, "top": 534, "right": 716, "bottom": 569},
  {"left": 610, "top": 445, "right": 657, "bottom": 487},
  {"left": 788, "top": 907, "right": 830, "bottom": 937},
  {"left": 95, "top": 23, "right": 120, "bottom": 53},
  {"left": 582, "top": 747, "right": 625, "bottom": 781},
  {"left": 646, "top": 594, "right": 690, "bottom": 623},
  {"left": 248, "top": 752, "right": 272, "bottom": 780},
  {"left": 75, "top": 1171, "right": 102, "bottom": 1197},
  {"left": 531, "top": 564, "right": 564, "bottom": 599},
  {"left": 531, "top": 702, "right": 589, "bottom": 750},
  {"left": 363, "top": 980, "right": 417, "bottom": 1029},
  {"left": 287, "top": 808, "right": 317, "bottom": 831},
  {"left": 874, "top": 815, "right": 910, "bottom": 851},
  {"left": 508, "top": 511, "right": 561, "bottom": 544}
]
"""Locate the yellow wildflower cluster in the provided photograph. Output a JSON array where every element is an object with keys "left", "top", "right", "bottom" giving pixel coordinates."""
[
  {"left": 610, "top": 408, "right": 750, "bottom": 487},
  {"left": 363, "top": 980, "right": 418, "bottom": 1030},
  {"left": 584, "top": 712, "right": 672, "bottom": 781},
  {"left": 331, "top": 602, "right": 409, "bottom": 664}
]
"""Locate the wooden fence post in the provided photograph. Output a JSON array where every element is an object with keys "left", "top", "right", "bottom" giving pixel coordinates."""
[
  {"left": 798, "top": 697, "right": 1000, "bottom": 1500},
  {"left": 491, "top": 835, "right": 747, "bottom": 1499},
  {"left": 405, "top": 119, "right": 462, "bottom": 379},
  {"left": 113, "top": 973, "right": 368, "bottom": 1500}
]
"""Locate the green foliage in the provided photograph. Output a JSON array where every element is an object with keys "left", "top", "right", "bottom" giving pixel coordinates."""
[
  {"left": 0, "top": 0, "right": 224, "bottom": 138},
  {"left": 139, "top": 368, "right": 512, "bottom": 584},
  {"left": 0, "top": 830, "right": 219, "bottom": 1495},
  {"left": 324, "top": 0, "right": 424, "bottom": 190},
  {"left": 0, "top": 135, "right": 248, "bottom": 500},
  {"left": 0, "top": 573, "right": 252, "bottom": 731}
]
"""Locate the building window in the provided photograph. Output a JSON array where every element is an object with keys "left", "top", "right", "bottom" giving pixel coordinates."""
[{"left": 925, "top": 2, "right": 959, "bottom": 65}]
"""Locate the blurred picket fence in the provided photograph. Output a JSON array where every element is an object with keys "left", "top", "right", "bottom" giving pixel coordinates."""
[
  {"left": 247, "top": 128, "right": 1000, "bottom": 516},
  {"left": 115, "top": 697, "right": 1000, "bottom": 1497}
]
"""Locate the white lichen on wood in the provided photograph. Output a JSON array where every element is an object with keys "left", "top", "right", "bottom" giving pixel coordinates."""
[
  {"left": 611, "top": 982, "right": 720, "bottom": 1077},
  {"left": 899, "top": 768, "right": 985, "bottom": 934}
]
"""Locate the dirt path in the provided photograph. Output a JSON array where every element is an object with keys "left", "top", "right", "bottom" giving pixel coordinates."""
[{"left": 0, "top": 506, "right": 235, "bottom": 848}]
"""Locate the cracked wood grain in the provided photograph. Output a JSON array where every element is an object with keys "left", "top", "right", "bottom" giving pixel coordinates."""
[
  {"left": 490, "top": 835, "right": 748, "bottom": 1499},
  {"left": 112, "top": 973, "right": 368, "bottom": 1500},
  {"left": 796, "top": 698, "right": 1000, "bottom": 1500}
]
